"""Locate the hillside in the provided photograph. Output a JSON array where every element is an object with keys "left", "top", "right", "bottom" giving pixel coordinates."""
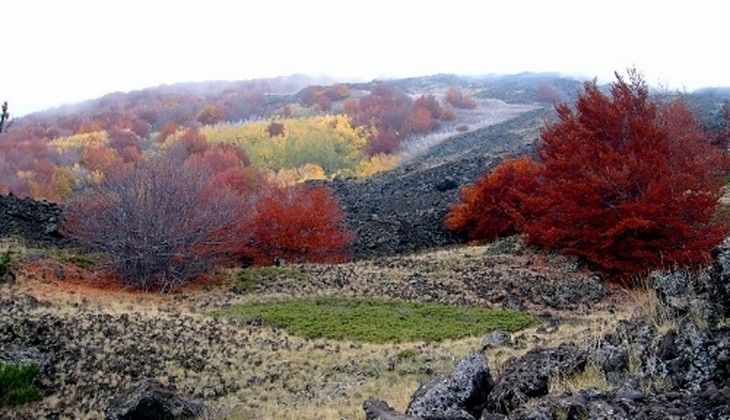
[{"left": 1, "top": 73, "right": 729, "bottom": 419}]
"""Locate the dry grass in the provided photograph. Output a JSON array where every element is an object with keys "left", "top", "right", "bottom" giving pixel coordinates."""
[
  {"left": 549, "top": 363, "right": 612, "bottom": 394},
  {"left": 0, "top": 240, "right": 628, "bottom": 419},
  {"left": 624, "top": 277, "right": 677, "bottom": 334}
]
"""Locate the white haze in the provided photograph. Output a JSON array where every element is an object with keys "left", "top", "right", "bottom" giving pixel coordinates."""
[{"left": 4, "top": 0, "right": 729, "bottom": 116}]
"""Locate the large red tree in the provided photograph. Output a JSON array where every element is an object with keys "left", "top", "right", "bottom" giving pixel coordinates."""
[{"left": 447, "top": 71, "right": 729, "bottom": 276}]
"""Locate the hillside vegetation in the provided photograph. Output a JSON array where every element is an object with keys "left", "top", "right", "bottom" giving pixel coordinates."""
[{"left": 0, "top": 71, "right": 729, "bottom": 419}]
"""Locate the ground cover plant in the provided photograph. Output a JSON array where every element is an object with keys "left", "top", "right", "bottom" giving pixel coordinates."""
[
  {"left": 214, "top": 297, "right": 538, "bottom": 343},
  {"left": 0, "top": 364, "right": 41, "bottom": 406}
]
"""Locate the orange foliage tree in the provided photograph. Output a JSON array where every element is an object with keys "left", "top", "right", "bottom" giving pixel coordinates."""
[
  {"left": 196, "top": 104, "right": 227, "bottom": 125},
  {"left": 411, "top": 95, "right": 445, "bottom": 134},
  {"left": 447, "top": 71, "right": 729, "bottom": 277},
  {"left": 446, "top": 157, "right": 539, "bottom": 241},
  {"left": 243, "top": 184, "right": 353, "bottom": 265},
  {"left": 444, "top": 87, "right": 477, "bottom": 109}
]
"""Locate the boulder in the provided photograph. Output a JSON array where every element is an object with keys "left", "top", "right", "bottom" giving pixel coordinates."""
[
  {"left": 488, "top": 344, "right": 587, "bottom": 413},
  {"left": 363, "top": 399, "right": 417, "bottom": 420},
  {"left": 105, "top": 379, "right": 208, "bottom": 420},
  {"left": 480, "top": 331, "right": 511, "bottom": 351},
  {"left": 405, "top": 352, "right": 494, "bottom": 419}
]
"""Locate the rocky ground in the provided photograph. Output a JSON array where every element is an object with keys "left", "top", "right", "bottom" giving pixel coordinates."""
[
  {"left": 365, "top": 241, "right": 730, "bottom": 420},
  {"left": 330, "top": 108, "right": 548, "bottom": 259},
  {"left": 0, "top": 236, "right": 622, "bottom": 419}
]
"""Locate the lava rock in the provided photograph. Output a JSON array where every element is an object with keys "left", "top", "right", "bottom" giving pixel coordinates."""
[
  {"left": 105, "top": 379, "right": 208, "bottom": 420},
  {"left": 363, "top": 399, "right": 417, "bottom": 420},
  {"left": 406, "top": 352, "right": 494, "bottom": 419},
  {"left": 325, "top": 111, "right": 542, "bottom": 260},
  {"left": 481, "top": 331, "right": 511, "bottom": 351},
  {"left": 0, "top": 193, "right": 71, "bottom": 246},
  {"left": 488, "top": 344, "right": 587, "bottom": 413}
]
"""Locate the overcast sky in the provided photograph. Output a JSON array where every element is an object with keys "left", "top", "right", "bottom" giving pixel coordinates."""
[{"left": 4, "top": 0, "right": 728, "bottom": 116}]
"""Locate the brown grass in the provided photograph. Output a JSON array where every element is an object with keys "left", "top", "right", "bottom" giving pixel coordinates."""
[{"left": 0, "top": 240, "right": 629, "bottom": 419}]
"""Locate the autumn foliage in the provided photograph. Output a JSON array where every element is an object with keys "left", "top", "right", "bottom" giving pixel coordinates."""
[
  {"left": 447, "top": 71, "right": 729, "bottom": 277},
  {"left": 242, "top": 184, "right": 353, "bottom": 265},
  {"left": 63, "top": 138, "right": 353, "bottom": 290},
  {"left": 446, "top": 157, "right": 539, "bottom": 241},
  {"left": 444, "top": 87, "right": 477, "bottom": 109},
  {"left": 64, "top": 157, "right": 245, "bottom": 291}
]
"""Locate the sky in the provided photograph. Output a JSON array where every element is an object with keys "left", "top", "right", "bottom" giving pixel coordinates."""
[{"left": 4, "top": 0, "right": 729, "bottom": 116}]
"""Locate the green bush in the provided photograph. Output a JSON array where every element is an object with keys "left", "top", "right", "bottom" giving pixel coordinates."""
[
  {"left": 214, "top": 297, "right": 537, "bottom": 343},
  {"left": 0, "top": 364, "right": 41, "bottom": 406},
  {"left": 0, "top": 249, "right": 11, "bottom": 277},
  {"left": 228, "top": 266, "right": 306, "bottom": 293}
]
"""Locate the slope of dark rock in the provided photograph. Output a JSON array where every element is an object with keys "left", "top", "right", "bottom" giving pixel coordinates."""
[
  {"left": 331, "top": 109, "right": 546, "bottom": 260},
  {"left": 0, "top": 194, "right": 69, "bottom": 246}
]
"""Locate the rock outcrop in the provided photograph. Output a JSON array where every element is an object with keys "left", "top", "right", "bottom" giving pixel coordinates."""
[
  {"left": 405, "top": 352, "right": 493, "bottom": 419},
  {"left": 0, "top": 193, "right": 68, "bottom": 245},
  {"left": 365, "top": 241, "right": 730, "bottom": 419},
  {"left": 105, "top": 379, "right": 208, "bottom": 420}
]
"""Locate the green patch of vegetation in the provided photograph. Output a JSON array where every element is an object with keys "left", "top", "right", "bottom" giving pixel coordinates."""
[
  {"left": 49, "top": 248, "right": 105, "bottom": 269},
  {"left": 0, "top": 249, "right": 11, "bottom": 277},
  {"left": 395, "top": 348, "right": 419, "bottom": 361},
  {"left": 214, "top": 297, "right": 538, "bottom": 343},
  {"left": 0, "top": 364, "right": 41, "bottom": 406},
  {"left": 227, "top": 266, "right": 306, "bottom": 293}
]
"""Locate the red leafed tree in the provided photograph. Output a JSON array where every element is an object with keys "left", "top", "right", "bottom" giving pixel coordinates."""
[
  {"left": 345, "top": 84, "right": 413, "bottom": 154},
  {"left": 444, "top": 87, "right": 477, "bottom": 109},
  {"left": 446, "top": 157, "right": 539, "bottom": 241},
  {"left": 64, "top": 157, "right": 245, "bottom": 291},
  {"left": 524, "top": 71, "right": 729, "bottom": 275},
  {"left": 449, "top": 70, "right": 729, "bottom": 277},
  {"left": 243, "top": 184, "right": 353, "bottom": 265},
  {"left": 196, "top": 104, "right": 226, "bottom": 125},
  {"left": 410, "top": 106, "right": 438, "bottom": 134},
  {"left": 157, "top": 121, "right": 180, "bottom": 143},
  {"left": 411, "top": 95, "right": 445, "bottom": 134}
]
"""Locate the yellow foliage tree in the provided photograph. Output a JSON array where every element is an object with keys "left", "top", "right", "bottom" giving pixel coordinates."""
[
  {"left": 50, "top": 131, "right": 109, "bottom": 153},
  {"left": 201, "top": 114, "right": 373, "bottom": 181}
]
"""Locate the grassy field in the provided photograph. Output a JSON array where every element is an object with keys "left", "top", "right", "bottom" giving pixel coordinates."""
[{"left": 215, "top": 297, "right": 538, "bottom": 342}]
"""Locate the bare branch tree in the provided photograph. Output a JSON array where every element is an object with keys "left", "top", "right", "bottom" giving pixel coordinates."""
[
  {"left": 0, "top": 101, "right": 10, "bottom": 133},
  {"left": 64, "top": 157, "right": 248, "bottom": 291}
]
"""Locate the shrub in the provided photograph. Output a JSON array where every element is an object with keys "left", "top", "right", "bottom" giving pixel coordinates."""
[
  {"left": 64, "top": 157, "right": 246, "bottom": 291},
  {"left": 446, "top": 157, "right": 539, "bottom": 241},
  {"left": 214, "top": 297, "right": 538, "bottom": 343},
  {"left": 0, "top": 249, "right": 11, "bottom": 277},
  {"left": 444, "top": 87, "right": 477, "bottom": 109},
  {"left": 243, "top": 184, "right": 353, "bottom": 265},
  {"left": 447, "top": 70, "right": 729, "bottom": 277},
  {"left": 0, "top": 364, "right": 41, "bottom": 406}
]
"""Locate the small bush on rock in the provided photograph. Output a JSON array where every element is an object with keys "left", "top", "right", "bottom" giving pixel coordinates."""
[
  {"left": 0, "top": 249, "right": 11, "bottom": 277},
  {"left": 0, "top": 364, "right": 41, "bottom": 406}
]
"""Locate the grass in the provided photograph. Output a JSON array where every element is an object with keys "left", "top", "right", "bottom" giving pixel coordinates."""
[
  {"left": 549, "top": 363, "right": 612, "bottom": 394},
  {"left": 214, "top": 296, "right": 538, "bottom": 343},
  {"left": 226, "top": 266, "right": 307, "bottom": 293},
  {"left": 0, "top": 364, "right": 41, "bottom": 406},
  {"left": 0, "top": 249, "right": 11, "bottom": 277}
]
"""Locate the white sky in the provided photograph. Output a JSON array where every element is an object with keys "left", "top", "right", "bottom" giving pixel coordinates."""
[{"left": 4, "top": 0, "right": 729, "bottom": 116}]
